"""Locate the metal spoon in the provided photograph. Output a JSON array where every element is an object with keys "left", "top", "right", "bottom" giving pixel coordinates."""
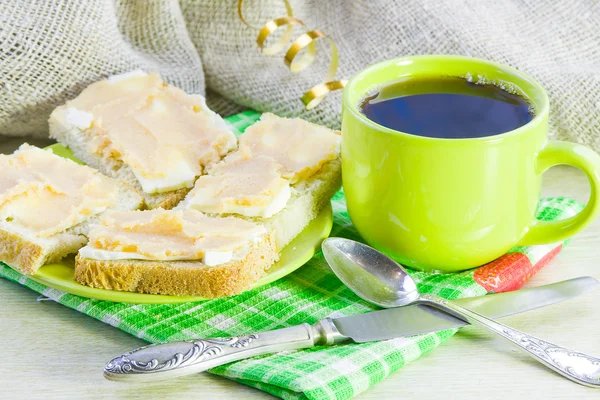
[{"left": 321, "top": 237, "right": 600, "bottom": 388}]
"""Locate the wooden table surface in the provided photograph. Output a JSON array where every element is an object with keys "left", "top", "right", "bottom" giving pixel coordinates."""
[{"left": 1, "top": 138, "right": 599, "bottom": 399}]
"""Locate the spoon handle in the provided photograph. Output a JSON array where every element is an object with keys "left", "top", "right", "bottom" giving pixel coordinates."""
[{"left": 419, "top": 294, "right": 600, "bottom": 388}]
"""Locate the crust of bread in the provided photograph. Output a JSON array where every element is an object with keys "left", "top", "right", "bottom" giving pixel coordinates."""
[
  {"left": 148, "top": 187, "right": 189, "bottom": 210},
  {"left": 74, "top": 234, "right": 279, "bottom": 298},
  {"left": 266, "top": 158, "right": 341, "bottom": 250},
  {"left": 49, "top": 106, "right": 214, "bottom": 210},
  {"left": 0, "top": 229, "right": 47, "bottom": 275},
  {"left": 0, "top": 228, "right": 88, "bottom": 275}
]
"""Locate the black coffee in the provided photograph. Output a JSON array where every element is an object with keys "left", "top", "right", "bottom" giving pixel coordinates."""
[{"left": 360, "top": 77, "right": 533, "bottom": 139}]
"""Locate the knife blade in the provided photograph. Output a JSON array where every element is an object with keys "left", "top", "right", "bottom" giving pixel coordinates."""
[
  {"left": 333, "top": 276, "right": 599, "bottom": 342},
  {"left": 104, "top": 276, "right": 598, "bottom": 382}
]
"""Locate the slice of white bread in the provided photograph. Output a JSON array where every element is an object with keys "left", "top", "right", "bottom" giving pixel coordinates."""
[
  {"left": 48, "top": 72, "right": 236, "bottom": 210},
  {"left": 0, "top": 229, "right": 88, "bottom": 276},
  {"left": 182, "top": 157, "right": 342, "bottom": 251},
  {"left": 178, "top": 113, "right": 342, "bottom": 251},
  {"left": 0, "top": 182, "right": 141, "bottom": 275},
  {"left": 73, "top": 114, "right": 342, "bottom": 298},
  {"left": 74, "top": 233, "right": 279, "bottom": 298},
  {"left": 0, "top": 147, "right": 143, "bottom": 275},
  {"left": 49, "top": 110, "right": 190, "bottom": 210}
]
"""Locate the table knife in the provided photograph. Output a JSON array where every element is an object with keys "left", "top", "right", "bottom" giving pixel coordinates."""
[{"left": 104, "top": 276, "right": 598, "bottom": 382}]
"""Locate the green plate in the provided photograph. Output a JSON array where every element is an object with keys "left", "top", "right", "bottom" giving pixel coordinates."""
[{"left": 27, "top": 144, "right": 333, "bottom": 304}]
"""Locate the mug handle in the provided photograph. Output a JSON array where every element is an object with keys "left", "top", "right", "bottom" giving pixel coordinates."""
[{"left": 518, "top": 141, "right": 600, "bottom": 245}]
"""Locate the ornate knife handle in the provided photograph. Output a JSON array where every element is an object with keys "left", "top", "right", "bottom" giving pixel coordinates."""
[
  {"left": 420, "top": 294, "right": 600, "bottom": 388},
  {"left": 104, "top": 318, "right": 348, "bottom": 382}
]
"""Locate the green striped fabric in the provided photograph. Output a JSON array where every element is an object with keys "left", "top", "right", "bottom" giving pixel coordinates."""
[{"left": 0, "top": 110, "right": 583, "bottom": 400}]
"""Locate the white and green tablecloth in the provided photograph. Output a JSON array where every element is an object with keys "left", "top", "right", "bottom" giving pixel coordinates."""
[{"left": 0, "top": 111, "right": 583, "bottom": 400}]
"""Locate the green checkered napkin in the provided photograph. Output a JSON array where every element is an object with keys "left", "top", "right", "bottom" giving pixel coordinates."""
[{"left": 0, "top": 111, "right": 583, "bottom": 400}]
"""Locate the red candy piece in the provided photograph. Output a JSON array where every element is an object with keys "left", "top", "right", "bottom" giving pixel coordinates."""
[{"left": 473, "top": 245, "right": 563, "bottom": 293}]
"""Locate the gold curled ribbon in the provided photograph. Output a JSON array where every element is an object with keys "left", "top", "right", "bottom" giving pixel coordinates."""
[
  {"left": 257, "top": 17, "right": 304, "bottom": 56},
  {"left": 237, "top": 0, "right": 346, "bottom": 110},
  {"left": 302, "top": 80, "right": 348, "bottom": 111}
]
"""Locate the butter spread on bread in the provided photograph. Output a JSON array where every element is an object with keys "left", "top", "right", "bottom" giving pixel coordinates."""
[
  {"left": 50, "top": 71, "right": 236, "bottom": 198},
  {"left": 180, "top": 113, "right": 341, "bottom": 220},
  {"left": 237, "top": 113, "right": 341, "bottom": 183},
  {"left": 0, "top": 144, "right": 119, "bottom": 237},
  {"left": 0, "top": 144, "right": 143, "bottom": 275},
  {"left": 79, "top": 209, "right": 265, "bottom": 266},
  {"left": 184, "top": 155, "right": 292, "bottom": 218}
]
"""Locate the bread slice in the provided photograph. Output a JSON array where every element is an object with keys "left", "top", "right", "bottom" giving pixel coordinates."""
[
  {"left": 0, "top": 229, "right": 87, "bottom": 276},
  {"left": 74, "top": 233, "right": 278, "bottom": 298},
  {"left": 179, "top": 158, "right": 342, "bottom": 251},
  {"left": 0, "top": 180, "right": 142, "bottom": 275},
  {"left": 177, "top": 113, "right": 343, "bottom": 250},
  {"left": 49, "top": 106, "right": 204, "bottom": 210},
  {"left": 48, "top": 72, "right": 237, "bottom": 210}
]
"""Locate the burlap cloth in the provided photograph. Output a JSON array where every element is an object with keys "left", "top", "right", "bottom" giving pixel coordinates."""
[{"left": 1, "top": 1, "right": 599, "bottom": 150}]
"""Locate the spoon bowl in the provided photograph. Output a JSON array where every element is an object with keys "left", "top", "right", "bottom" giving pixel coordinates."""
[{"left": 322, "top": 237, "right": 418, "bottom": 307}]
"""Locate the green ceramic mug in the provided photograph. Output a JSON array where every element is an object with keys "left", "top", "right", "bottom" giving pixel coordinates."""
[{"left": 341, "top": 55, "right": 600, "bottom": 272}]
